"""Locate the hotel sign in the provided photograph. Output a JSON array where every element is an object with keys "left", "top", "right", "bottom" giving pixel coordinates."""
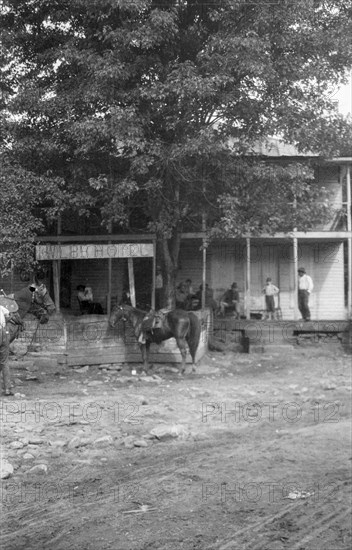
[{"left": 36, "top": 243, "right": 154, "bottom": 261}]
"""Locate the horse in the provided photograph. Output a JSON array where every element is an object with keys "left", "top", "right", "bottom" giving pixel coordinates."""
[
  {"left": 109, "top": 305, "right": 201, "bottom": 373},
  {"left": 0, "top": 283, "right": 56, "bottom": 395}
]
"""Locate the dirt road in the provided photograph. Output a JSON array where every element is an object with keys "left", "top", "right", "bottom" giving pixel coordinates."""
[{"left": 1, "top": 342, "right": 351, "bottom": 549}]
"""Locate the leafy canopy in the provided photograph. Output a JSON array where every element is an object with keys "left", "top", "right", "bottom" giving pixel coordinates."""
[{"left": 1, "top": 0, "right": 352, "bottom": 278}]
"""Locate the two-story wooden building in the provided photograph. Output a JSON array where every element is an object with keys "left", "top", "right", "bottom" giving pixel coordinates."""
[
  {"left": 175, "top": 140, "right": 352, "bottom": 321},
  {"left": 1, "top": 140, "right": 351, "bottom": 323}
]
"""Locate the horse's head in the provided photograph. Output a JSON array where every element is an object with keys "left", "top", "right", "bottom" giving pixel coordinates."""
[
  {"left": 109, "top": 304, "right": 129, "bottom": 327},
  {"left": 31, "top": 284, "right": 56, "bottom": 324}
]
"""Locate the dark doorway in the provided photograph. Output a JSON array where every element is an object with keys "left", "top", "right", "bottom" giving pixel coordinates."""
[{"left": 60, "top": 261, "right": 72, "bottom": 309}]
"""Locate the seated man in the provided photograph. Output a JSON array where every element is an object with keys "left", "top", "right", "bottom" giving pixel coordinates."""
[
  {"left": 175, "top": 283, "right": 188, "bottom": 309},
  {"left": 183, "top": 278, "right": 197, "bottom": 310},
  {"left": 184, "top": 278, "right": 194, "bottom": 297},
  {"left": 219, "top": 282, "right": 240, "bottom": 318},
  {"left": 77, "top": 285, "right": 104, "bottom": 315}
]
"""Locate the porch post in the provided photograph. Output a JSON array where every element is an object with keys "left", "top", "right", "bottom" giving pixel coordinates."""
[
  {"left": 293, "top": 235, "right": 298, "bottom": 320},
  {"left": 347, "top": 164, "right": 352, "bottom": 317},
  {"left": 53, "top": 260, "right": 60, "bottom": 313},
  {"left": 151, "top": 239, "right": 156, "bottom": 310},
  {"left": 128, "top": 258, "right": 136, "bottom": 308},
  {"left": 201, "top": 240, "right": 206, "bottom": 310},
  {"left": 201, "top": 213, "right": 206, "bottom": 310},
  {"left": 246, "top": 237, "right": 250, "bottom": 319},
  {"left": 107, "top": 222, "right": 112, "bottom": 317},
  {"left": 53, "top": 215, "right": 62, "bottom": 313}
]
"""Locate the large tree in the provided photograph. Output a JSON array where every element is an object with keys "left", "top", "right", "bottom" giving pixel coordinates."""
[
  {"left": 0, "top": 154, "right": 65, "bottom": 277},
  {"left": 1, "top": 0, "right": 352, "bottom": 304}
]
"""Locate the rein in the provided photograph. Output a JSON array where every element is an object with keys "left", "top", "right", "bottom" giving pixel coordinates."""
[
  {"left": 16, "top": 318, "right": 41, "bottom": 358},
  {"left": 113, "top": 305, "right": 146, "bottom": 336}
]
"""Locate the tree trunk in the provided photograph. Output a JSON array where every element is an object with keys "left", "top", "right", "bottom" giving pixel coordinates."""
[{"left": 159, "top": 227, "right": 181, "bottom": 309}]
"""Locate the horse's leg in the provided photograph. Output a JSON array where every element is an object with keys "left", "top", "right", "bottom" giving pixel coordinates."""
[
  {"left": 176, "top": 337, "right": 189, "bottom": 374},
  {"left": 145, "top": 341, "right": 152, "bottom": 370},
  {"left": 0, "top": 333, "right": 12, "bottom": 395},
  {"left": 139, "top": 343, "right": 149, "bottom": 371}
]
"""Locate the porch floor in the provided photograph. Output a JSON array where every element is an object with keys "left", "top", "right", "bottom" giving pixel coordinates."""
[{"left": 212, "top": 317, "right": 350, "bottom": 352}]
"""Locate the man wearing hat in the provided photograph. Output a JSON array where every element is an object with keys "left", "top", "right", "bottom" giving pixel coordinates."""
[
  {"left": 219, "top": 282, "right": 240, "bottom": 318},
  {"left": 297, "top": 267, "right": 314, "bottom": 321}
]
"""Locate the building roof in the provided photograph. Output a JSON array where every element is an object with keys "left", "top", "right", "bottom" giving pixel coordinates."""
[{"left": 248, "top": 137, "right": 318, "bottom": 158}]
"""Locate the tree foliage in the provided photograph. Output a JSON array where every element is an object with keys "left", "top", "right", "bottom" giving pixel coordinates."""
[
  {"left": 0, "top": 155, "right": 65, "bottom": 276},
  {"left": 1, "top": 0, "right": 352, "bottom": 302}
]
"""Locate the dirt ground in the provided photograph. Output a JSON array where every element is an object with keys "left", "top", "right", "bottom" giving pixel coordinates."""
[{"left": 1, "top": 340, "right": 351, "bottom": 550}]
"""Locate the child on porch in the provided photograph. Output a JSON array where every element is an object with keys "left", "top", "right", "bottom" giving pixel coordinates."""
[{"left": 262, "top": 277, "right": 279, "bottom": 320}]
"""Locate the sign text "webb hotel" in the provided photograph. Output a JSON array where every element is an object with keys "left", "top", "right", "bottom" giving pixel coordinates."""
[{"left": 36, "top": 243, "right": 154, "bottom": 261}]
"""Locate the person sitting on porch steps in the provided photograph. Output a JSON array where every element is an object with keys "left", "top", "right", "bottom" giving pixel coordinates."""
[
  {"left": 77, "top": 285, "right": 104, "bottom": 315},
  {"left": 219, "top": 283, "right": 240, "bottom": 318},
  {"left": 262, "top": 277, "right": 279, "bottom": 320}
]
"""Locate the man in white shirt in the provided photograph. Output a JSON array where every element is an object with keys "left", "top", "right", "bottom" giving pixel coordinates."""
[
  {"left": 0, "top": 304, "right": 11, "bottom": 395},
  {"left": 298, "top": 267, "right": 314, "bottom": 321},
  {"left": 77, "top": 285, "right": 103, "bottom": 315},
  {"left": 155, "top": 266, "right": 163, "bottom": 309}
]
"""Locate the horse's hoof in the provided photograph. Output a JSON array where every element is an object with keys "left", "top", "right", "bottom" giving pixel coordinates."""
[{"left": 4, "top": 389, "right": 14, "bottom": 396}]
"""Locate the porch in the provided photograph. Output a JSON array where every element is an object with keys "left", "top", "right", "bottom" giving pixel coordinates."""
[
  {"left": 14, "top": 312, "right": 350, "bottom": 366},
  {"left": 15, "top": 309, "right": 211, "bottom": 367},
  {"left": 212, "top": 317, "right": 351, "bottom": 353}
]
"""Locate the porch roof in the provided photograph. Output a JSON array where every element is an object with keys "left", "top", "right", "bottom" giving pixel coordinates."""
[{"left": 36, "top": 230, "right": 352, "bottom": 244}]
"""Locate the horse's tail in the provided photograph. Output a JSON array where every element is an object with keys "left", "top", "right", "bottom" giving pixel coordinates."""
[{"left": 186, "top": 312, "right": 201, "bottom": 363}]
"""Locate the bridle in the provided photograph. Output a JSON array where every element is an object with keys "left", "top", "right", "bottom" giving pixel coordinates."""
[{"left": 31, "top": 284, "right": 52, "bottom": 322}]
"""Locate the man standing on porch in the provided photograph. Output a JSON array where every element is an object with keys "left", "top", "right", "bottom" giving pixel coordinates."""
[{"left": 297, "top": 267, "right": 314, "bottom": 322}]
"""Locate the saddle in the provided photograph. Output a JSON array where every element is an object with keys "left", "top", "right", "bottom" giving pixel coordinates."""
[
  {"left": 0, "top": 295, "right": 19, "bottom": 313},
  {"left": 138, "top": 309, "right": 169, "bottom": 344},
  {"left": 0, "top": 295, "right": 23, "bottom": 333},
  {"left": 0, "top": 297, "right": 20, "bottom": 344}
]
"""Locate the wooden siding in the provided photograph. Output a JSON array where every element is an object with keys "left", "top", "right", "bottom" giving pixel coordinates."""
[
  {"left": 19, "top": 310, "right": 210, "bottom": 366},
  {"left": 209, "top": 241, "right": 246, "bottom": 299},
  {"left": 176, "top": 239, "right": 211, "bottom": 292},
  {"left": 298, "top": 242, "right": 345, "bottom": 320},
  {"left": 209, "top": 240, "right": 346, "bottom": 320}
]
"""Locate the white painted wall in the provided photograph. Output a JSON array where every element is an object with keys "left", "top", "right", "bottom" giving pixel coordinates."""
[{"left": 209, "top": 240, "right": 346, "bottom": 320}]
